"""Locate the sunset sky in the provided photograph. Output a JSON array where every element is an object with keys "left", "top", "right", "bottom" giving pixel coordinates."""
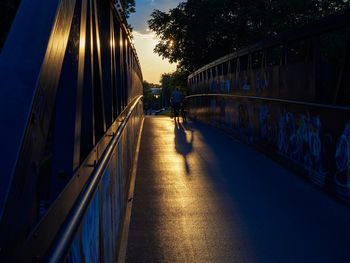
[{"left": 128, "top": 0, "right": 182, "bottom": 84}]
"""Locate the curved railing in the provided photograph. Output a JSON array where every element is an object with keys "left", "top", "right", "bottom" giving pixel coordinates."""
[
  {"left": 21, "top": 95, "right": 143, "bottom": 262},
  {"left": 188, "top": 9, "right": 350, "bottom": 106},
  {"left": 186, "top": 93, "right": 350, "bottom": 203},
  {"left": 48, "top": 95, "right": 143, "bottom": 262},
  {"left": 0, "top": 0, "right": 144, "bottom": 261}
]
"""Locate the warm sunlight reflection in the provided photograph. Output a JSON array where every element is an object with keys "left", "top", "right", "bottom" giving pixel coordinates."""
[
  {"left": 144, "top": 117, "right": 234, "bottom": 259},
  {"left": 97, "top": 37, "right": 101, "bottom": 50},
  {"left": 80, "top": 37, "right": 86, "bottom": 51},
  {"left": 110, "top": 39, "right": 115, "bottom": 48}
]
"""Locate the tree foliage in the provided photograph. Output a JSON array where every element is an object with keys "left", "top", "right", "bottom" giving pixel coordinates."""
[
  {"left": 143, "top": 81, "right": 162, "bottom": 110},
  {"left": 160, "top": 70, "right": 188, "bottom": 107},
  {"left": 119, "top": 0, "right": 136, "bottom": 19},
  {"left": 148, "top": 0, "right": 350, "bottom": 72}
]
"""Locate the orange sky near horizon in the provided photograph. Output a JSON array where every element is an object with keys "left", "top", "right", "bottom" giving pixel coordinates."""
[
  {"left": 128, "top": 0, "right": 183, "bottom": 84},
  {"left": 132, "top": 31, "right": 177, "bottom": 84}
]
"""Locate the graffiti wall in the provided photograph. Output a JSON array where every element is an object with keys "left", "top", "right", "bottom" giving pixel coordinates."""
[
  {"left": 187, "top": 95, "right": 350, "bottom": 202},
  {"left": 189, "top": 64, "right": 317, "bottom": 102},
  {"left": 65, "top": 102, "right": 144, "bottom": 262}
]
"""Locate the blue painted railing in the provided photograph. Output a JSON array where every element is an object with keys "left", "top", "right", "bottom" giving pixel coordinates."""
[
  {"left": 0, "top": 0, "right": 144, "bottom": 261},
  {"left": 50, "top": 95, "right": 144, "bottom": 262}
]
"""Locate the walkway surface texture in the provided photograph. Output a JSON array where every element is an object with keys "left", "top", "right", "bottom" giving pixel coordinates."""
[{"left": 126, "top": 116, "right": 350, "bottom": 263}]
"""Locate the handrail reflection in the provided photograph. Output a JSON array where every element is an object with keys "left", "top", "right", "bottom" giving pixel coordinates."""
[{"left": 186, "top": 93, "right": 350, "bottom": 111}]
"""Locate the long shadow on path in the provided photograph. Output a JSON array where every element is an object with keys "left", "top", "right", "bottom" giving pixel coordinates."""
[
  {"left": 174, "top": 120, "right": 193, "bottom": 175},
  {"left": 188, "top": 121, "right": 350, "bottom": 263},
  {"left": 126, "top": 117, "right": 350, "bottom": 263}
]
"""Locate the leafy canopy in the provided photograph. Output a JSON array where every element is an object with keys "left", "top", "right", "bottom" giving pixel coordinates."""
[
  {"left": 148, "top": 0, "right": 350, "bottom": 72},
  {"left": 160, "top": 70, "right": 188, "bottom": 107},
  {"left": 119, "top": 0, "right": 136, "bottom": 19},
  {"left": 143, "top": 81, "right": 162, "bottom": 110}
]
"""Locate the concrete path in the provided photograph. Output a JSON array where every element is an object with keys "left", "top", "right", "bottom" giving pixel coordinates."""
[{"left": 126, "top": 116, "right": 350, "bottom": 263}]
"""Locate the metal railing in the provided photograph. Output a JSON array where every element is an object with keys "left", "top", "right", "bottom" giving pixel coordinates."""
[
  {"left": 48, "top": 95, "right": 143, "bottom": 263},
  {"left": 12, "top": 95, "right": 144, "bottom": 262},
  {"left": 0, "top": 0, "right": 144, "bottom": 261},
  {"left": 188, "top": 9, "right": 350, "bottom": 106},
  {"left": 187, "top": 94, "right": 350, "bottom": 111}
]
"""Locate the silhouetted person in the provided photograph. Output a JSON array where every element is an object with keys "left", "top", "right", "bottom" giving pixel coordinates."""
[{"left": 170, "top": 88, "right": 183, "bottom": 121}]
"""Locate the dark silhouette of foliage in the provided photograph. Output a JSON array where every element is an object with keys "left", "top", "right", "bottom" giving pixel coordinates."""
[
  {"left": 119, "top": 0, "right": 136, "bottom": 19},
  {"left": 117, "top": 0, "right": 136, "bottom": 31},
  {"left": 148, "top": 0, "right": 350, "bottom": 72},
  {"left": 160, "top": 70, "right": 188, "bottom": 107},
  {"left": 143, "top": 81, "right": 161, "bottom": 110}
]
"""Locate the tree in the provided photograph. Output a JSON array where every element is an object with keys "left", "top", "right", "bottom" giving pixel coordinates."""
[
  {"left": 160, "top": 70, "right": 188, "bottom": 107},
  {"left": 143, "top": 81, "right": 161, "bottom": 110},
  {"left": 148, "top": 0, "right": 350, "bottom": 72},
  {"left": 116, "top": 0, "right": 136, "bottom": 31},
  {"left": 119, "top": 0, "right": 136, "bottom": 19}
]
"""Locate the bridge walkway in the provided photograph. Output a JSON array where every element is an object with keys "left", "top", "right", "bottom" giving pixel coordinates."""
[{"left": 125, "top": 116, "right": 350, "bottom": 263}]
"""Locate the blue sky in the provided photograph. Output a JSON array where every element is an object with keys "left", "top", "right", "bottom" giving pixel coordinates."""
[
  {"left": 129, "top": 0, "right": 183, "bottom": 33},
  {"left": 128, "top": 0, "right": 183, "bottom": 83}
]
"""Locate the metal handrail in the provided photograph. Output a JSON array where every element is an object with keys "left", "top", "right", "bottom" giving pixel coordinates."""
[
  {"left": 188, "top": 8, "right": 350, "bottom": 79},
  {"left": 186, "top": 93, "right": 350, "bottom": 111},
  {"left": 47, "top": 95, "right": 143, "bottom": 263}
]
